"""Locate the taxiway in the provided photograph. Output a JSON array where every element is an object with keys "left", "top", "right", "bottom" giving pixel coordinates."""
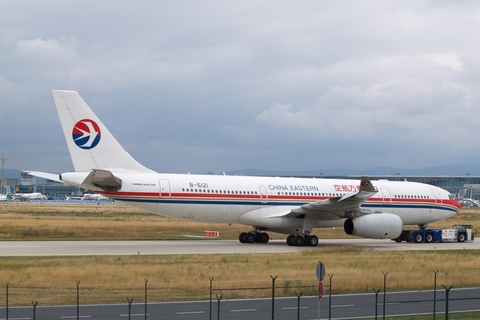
[{"left": 0, "top": 239, "right": 478, "bottom": 256}]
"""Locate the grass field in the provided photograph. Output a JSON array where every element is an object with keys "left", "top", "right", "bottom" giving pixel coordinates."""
[
  {"left": 1, "top": 202, "right": 479, "bottom": 240},
  {"left": 0, "top": 202, "right": 479, "bottom": 307},
  {"left": 2, "top": 248, "right": 480, "bottom": 306}
]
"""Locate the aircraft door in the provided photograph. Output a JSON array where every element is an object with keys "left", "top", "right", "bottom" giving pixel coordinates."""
[
  {"left": 431, "top": 189, "right": 442, "bottom": 205},
  {"left": 380, "top": 187, "right": 392, "bottom": 205},
  {"left": 259, "top": 186, "right": 268, "bottom": 203},
  {"left": 159, "top": 179, "right": 171, "bottom": 198}
]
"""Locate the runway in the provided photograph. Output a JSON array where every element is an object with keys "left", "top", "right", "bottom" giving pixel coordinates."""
[{"left": 0, "top": 238, "right": 478, "bottom": 256}]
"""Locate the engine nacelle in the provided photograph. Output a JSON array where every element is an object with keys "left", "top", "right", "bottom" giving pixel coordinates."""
[
  {"left": 344, "top": 213, "right": 403, "bottom": 239},
  {"left": 238, "top": 206, "right": 303, "bottom": 229}
]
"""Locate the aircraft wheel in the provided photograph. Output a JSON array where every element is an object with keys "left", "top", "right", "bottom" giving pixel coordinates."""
[
  {"left": 260, "top": 233, "right": 269, "bottom": 243},
  {"left": 246, "top": 232, "right": 256, "bottom": 243},
  {"left": 307, "top": 235, "right": 318, "bottom": 246},
  {"left": 239, "top": 232, "right": 247, "bottom": 243},
  {"left": 293, "top": 235, "right": 305, "bottom": 247},
  {"left": 286, "top": 234, "right": 295, "bottom": 246}
]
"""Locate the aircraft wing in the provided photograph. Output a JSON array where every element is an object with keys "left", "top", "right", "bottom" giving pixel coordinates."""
[{"left": 269, "top": 176, "right": 378, "bottom": 219}]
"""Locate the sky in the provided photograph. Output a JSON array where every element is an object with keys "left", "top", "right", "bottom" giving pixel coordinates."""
[{"left": 2, "top": 1, "right": 480, "bottom": 175}]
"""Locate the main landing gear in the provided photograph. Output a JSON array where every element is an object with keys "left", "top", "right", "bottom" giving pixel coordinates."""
[
  {"left": 237, "top": 229, "right": 319, "bottom": 246},
  {"left": 239, "top": 231, "right": 270, "bottom": 244},
  {"left": 286, "top": 234, "right": 319, "bottom": 247}
]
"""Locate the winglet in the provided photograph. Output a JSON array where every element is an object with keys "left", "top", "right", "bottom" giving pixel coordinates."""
[
  {"left": 346, "top": 176, "right": 377, "bottom": 202},
  {"left": 359, "top": 176, "right": 376, "bottom": 193},
  {"left": 337, "top": 176, "right": 377, "bottom": 203}
]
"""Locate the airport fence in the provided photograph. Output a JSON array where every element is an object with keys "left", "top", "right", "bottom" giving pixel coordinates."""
[{"left": 1, "top": 270, "right": 480, "bottom": 319}]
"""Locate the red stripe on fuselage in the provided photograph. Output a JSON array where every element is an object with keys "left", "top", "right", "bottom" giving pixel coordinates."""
[{"left": 95, "top": 190, "right": 459, "bottom": 210}]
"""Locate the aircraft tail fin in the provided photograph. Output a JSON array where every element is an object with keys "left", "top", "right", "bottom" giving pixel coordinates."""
[{"left": 52, "top": 90, "right": 154, "bottom": 173}]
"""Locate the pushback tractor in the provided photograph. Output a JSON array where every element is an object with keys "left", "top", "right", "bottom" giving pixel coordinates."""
[{"left": 394, "top": 224, "right": 475, "bottom": 243}]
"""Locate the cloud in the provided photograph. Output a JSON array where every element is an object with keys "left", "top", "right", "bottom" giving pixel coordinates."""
[
  {"left": 16, "top": 37, "right": 79, "bottom": 60},
  {"left": 2, "top": 1, "right": 480, "bottom": 173},
  {"left": 250, "top": 47, "right": 477, "bottom": 165},
  {"left": 425, "top": 53, "right": 463, "bottom": 71},
  {"left": 256, "top": 102, "right": 314, "bottom": 129}
]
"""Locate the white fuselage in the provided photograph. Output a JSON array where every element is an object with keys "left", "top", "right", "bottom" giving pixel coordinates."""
[{"left": 61, "top": 172, "right": 460, "bottom": 232}]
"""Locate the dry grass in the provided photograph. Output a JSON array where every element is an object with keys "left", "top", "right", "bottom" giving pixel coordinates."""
[
  {"left": 0, "top": 202, "right": 242, "bottom": 240},
  {"left": 1, "top": 248, "right": 480, "bottom": 306},
  {"left": 1, "top": 203, "right": 480, "bottom": 306},
  {"left": 0, "top": 202, "right": 349, "bottom": 240},
  {"left": 4, "top": 202, "right": 477, "bottom": 240}
]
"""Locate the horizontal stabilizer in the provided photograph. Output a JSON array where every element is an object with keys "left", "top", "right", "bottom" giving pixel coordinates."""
[
  {"left": 24, "top": 171, "right": 62, "bottom": 183},
  {"left": 82, "top": 169, "right": 122, "bottom": 192}
]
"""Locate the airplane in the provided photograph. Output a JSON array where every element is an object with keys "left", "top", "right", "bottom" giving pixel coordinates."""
[
  {"left": 28, "top": 90, "right": 461, "bottom": 246},
  {"left": 65, "top": 194, "right": 109, "bottom": 201},
  {"left": 15, "top": 192, "right": 47, "bottom": 201},
  {"left": 83, "top": 193, "right": 110, "bottom": 201}
]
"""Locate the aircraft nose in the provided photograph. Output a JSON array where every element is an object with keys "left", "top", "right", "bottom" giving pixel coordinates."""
[{"left": 453, "top": 199, "right": 462, "bottom": 211}]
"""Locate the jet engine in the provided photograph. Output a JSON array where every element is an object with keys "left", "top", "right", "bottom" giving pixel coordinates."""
[{"left": 344, "top": 213, "right": 402, "bottom": 239}]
